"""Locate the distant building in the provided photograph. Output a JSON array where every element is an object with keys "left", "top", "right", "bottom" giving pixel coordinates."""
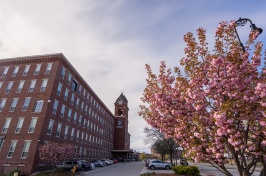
[{"left": 0, "top": 53, "right": 132, "bottom": 175}]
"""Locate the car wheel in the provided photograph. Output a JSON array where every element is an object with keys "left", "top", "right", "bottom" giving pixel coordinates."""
[
  {"left": 81, "top": 167, "right": 85, "bottom": 171},
  {"left": 150, "top": 165, "right": 155, "bottom": 170},
  {"left": 165, "top": 165, "right": 170, "bottom": 170}
]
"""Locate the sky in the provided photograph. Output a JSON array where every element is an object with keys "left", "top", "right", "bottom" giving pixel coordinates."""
[{"left": 0, "top": 0, "right": 266, "bottom": 153}]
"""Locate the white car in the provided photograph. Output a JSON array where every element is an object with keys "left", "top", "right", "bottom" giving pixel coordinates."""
[{"left": 148, "top": 160, "right": 172, "bottom": 170}]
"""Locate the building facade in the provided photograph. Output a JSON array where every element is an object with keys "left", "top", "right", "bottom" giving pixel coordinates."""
[{"left": 0, "top": 53, "right": 131, "bottom": 175}]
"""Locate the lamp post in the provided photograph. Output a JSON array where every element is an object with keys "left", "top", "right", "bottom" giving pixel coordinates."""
[{"left": 234, "top": 18, "right": 263, "bottom": 52}]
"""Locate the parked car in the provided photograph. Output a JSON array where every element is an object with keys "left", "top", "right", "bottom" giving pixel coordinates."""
[
  {"left": 112, "top": 159, "right": 118, "bottom": 164},
  {"left": 89, "top": 163, "right": 95, "bottom": 170},
  {"left": 107, "top": 159, "right": 114, "bottom": 165},
  {"left": 145, "top": 159, "right": 157, "bottom": 167},
  {"left": 148, "top": 160, "right": 172, "bottom": 170},
  {"left": 79, "top": 160, "right": 92, "bottom": 171},
  {"left": 60, "top": 160, "right": 83, "bottom": 171},
  {"left": 101, "top": 159, "right": 108, "bottom": 166},
  {"left": 91, "top": 160, "right": 104, "bottom": 167},
  {"left": 116, "top": 157, "right": 126, "bottom": 163}
]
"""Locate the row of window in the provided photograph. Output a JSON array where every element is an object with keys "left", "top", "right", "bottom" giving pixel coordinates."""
[
  {"left": 0, "top": 138, "right": 112, "bottom": 159},
  {"left": 2, "top": 117, "right": 37, "bottom": 133},
  {"left": 0, "top": 97, "right": 113, "bottom": 134},
  {"left": 0, "top": 139, "right": 31, "bottom": 158},
  {"left": 1, "top": 63, "right": 52, "bottom": 78},
  {"left": 47, "top": 119, "right": 113, "bottom": 144},
  {"left": 0, "top": 79, "right": 48, "bottom": 94}
]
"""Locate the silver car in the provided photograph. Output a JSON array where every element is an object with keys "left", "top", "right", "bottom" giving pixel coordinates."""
[{"left": 148, "top": 160, "right": 172, "bottom": 170}]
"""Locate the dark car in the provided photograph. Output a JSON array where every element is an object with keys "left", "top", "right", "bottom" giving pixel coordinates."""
[
  {"left": 116, "top": 157, "right": 126, "bottom": 163},
  {"left": 62, "top": 160, "right": 83, "bottom": 171},
  {"left": 79, "top": 160, "right": 92, "bottom": 171},
  {"left": 91, "top": 160, "right": 104, "bottom": 167}
]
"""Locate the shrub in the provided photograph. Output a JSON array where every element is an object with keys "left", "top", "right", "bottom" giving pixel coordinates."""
[
  {"left": 172, "top": 165, "right": 200, "bottom": 175},
  {"left": 140, "top": 172, "right": 155, "bottom": 176},
  {"left": 0, "top": 173, "right": 5, "bottom": 176},
  {"left": 8, "top": 170, "right": 20, "bottom": 176}
]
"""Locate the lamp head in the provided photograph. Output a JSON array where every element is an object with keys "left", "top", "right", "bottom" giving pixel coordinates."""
[{"left": 250, "top": 24, "right": 263, "bottom": 34}]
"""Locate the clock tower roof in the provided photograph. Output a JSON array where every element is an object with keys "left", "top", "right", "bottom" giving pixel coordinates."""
[{"left": 115, "top": 93, "right": 128, "bottom": 104}]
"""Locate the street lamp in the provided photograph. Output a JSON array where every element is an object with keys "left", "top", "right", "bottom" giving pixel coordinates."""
[{"left": 234, "top": 18, "right": 263, "bottom": 52}]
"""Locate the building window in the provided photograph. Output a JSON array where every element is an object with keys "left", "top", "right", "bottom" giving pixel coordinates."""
[
  {"left": 78, "top": 147, "right": 82, "bottom": 159},
  {"left": 78, "top": 85, "right": 82, "bottom": 94},
  {"left": 81, "top": 102, "right": 84, "bottom": 112},
  {"left": 57, "top": 82, "right": 62, "bottom": 96},
  {"left": 0, "top": 137, "right": 4, "bottom": 151},
  {"left": 64, "top": 88, "right": 69, "bottom": 101},
  {"left": 64, "top": 126, "right": 69, "bottom": 139},
  {"left": 0, "top": 82, "right": 3, "bottom": 89},
  {"left": 22, "top": 97, "right": 31, "bottom": 111},
  {"left": 28, "top": 80, "right": 37, "bottom": 92},
  {"left": 83, "top": 119, "right": 87, "bottom": 128},
  {"left": 0, "top": 98, "right": 7, "bottom": 112},
  {"left": 15, "top": 118, "right": 25, "bottom": 133},
  {"left": 2, "top": 118, "right": 11, "bottom": 133},
  {"left": 78, "top": 115, "right": 82, "bottom": 126},
  {"left": 83, "top": 148, "right": 86, "bottom": 158},
  {"left": 86, "top": 93, "right": 90, "bottom": 102},
  {"left": 28, "top": 117, "right": 37, "bottom": 133},
  {"left": 71, "top": 93, "right": 75, "bottom": 105},
  {"left": 67, "top": 108, "right": 72, "bottom": 121},
  {"left": 34, "top": 64, "right": 41, "bottom": 75},
  {"left": 40, "top": 79, "right": 48, "bottom": 92},
  {"left": 60, "top": 104, "right": 65, "bottom": 117},
  {"left": 52, "top": 100, "right": 59, "bottom": 114},
  {"left": 16, "top": 80, "right": 25, "bottom": 93},
  {"left": 73, "top": 112, "right": 77, "bottom": 124},
  {"left": 7, "top": 140, "right": 17, "bottom": 158},
  {"left": 81, "top": 132, "right": 84, "bottom": 143},
  {"left": 9, "top": 98, "right": 19, "bottom": 112},
  {"left": 68, "top": 73, "right": 72, "bottom": 85},
  {"left": 56, "top": 123, "right": 62, "bottom": 137},
  {"left": 23, "top": 65, "right": 30, "bottom": 76},
  {"left": 74, "top": 146, "right": 77, "bottom": 159},
  {"left": 76, "top": 98, "right": 80, "bottom": 108},
  {"left": 12, "top": 66, "right": 19, "bottom": 77},
  {"left": 85, "top": 133, "right": 88, "bottom": 144},
  {"left": 85, "top": 105, "right": 88, "bottom": 114},
  {"left": 76, "top": 130, "right": 80, "bottom": 142},
  {"left": 45, "top": 63, "right": 53, "bottom": 74},
  {"left": 72, "top": 80, "right": 78, "bottom": 92},
  {"left": 5, "top": 81, "right": 14, "bottom": 94},
  {"left": 70, "top": 128, "right": 75, "bottom": 140},
  {"left": 1, "top": 67, "right": 9, "bottom": 78},
  {"left": 47, "top": 119, "right": 54, "bottom": 135},
  {"left": 83, "top": 90, "right": 86, "bottom": 98},
  {"left": 61, "top": 67, "right": 66, "bottom": 79},
  {"left": 21, "top": 140, "right": 31, "bottom": 158},
  {"left": 87, "top": 120, "right": 90, "bottom": 130},
  {"left": 32, "top": 100, "right": 44, "bottom": 112}
]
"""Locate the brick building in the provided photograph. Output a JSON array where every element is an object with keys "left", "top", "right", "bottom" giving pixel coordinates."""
[{"left": 0, "top": 53, "right": 132, "bottom": 175}]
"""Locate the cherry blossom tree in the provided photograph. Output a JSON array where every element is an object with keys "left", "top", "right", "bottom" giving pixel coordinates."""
[
  {"left": 39, "top": 142, "right": 74, "bottom": 170},
  {"left": 139, "top": 21, "right": 266, "bottom": 176}
]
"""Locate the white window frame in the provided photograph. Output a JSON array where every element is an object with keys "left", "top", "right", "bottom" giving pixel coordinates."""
[
  {"left": 15, "top": 117, "right": 24, "bottom": 133},
  {"left": 5, "top": 81, "right": 13, "bottom": 94},
  {"left": 40, "top": 79, "right": 48, "bottom": 92},
  {"left": 1, "top": 67, "right": 9, "bottom": 78},
  {"left": 7, "top": 140, "right": 17, "bottom": 158},
  {"left": 52, "top": 100, "right": 59, "bottom": 114},
  {"left": 29, "top": 80, "right": 37, "bottom": 92},
  {"left": 64, "top": 88, "right": 69, "bottom": 101},
  {"left": 67, "top": 108, "right": 72, "bottom": 121},
  {"left": 22, "top": 97, "right": 31, "bottom": 111},
  {"left": 56, "top": 123, "right": 62, "bottom": 137},
  {"left": 12, "top": 66, "right": 20, "bottom": 77},
  {"left": 47, "top": 119, "right": 54, "bottom": 135},
  {"left": 70, "top": 128, "right": 75, "bottom": 140},
  {"left": 68, "top": 73, "right": 72, "bottom": 85},
  {"left": 21, "top": 140, "right": 31, "bottom": 158},
  {"left": 32, "top": 100, "right": 44, "bottom": 112},
  {"left": 60, "top": 104, "right": 65, "bottom": 117},
  {"left": 2, "top": 118, "right": 11, "bottom": 133},
  {"left": 28, "top": 117, "right": 37, "bottom": 133},
  {"left": 9, "top": 98, "right": 18, "bottom": 112},
  {"left": 0, "top": 98, "right": 7, "bottom": 112},
  {"left": 34, "top": 64, "right": 41, "bottom": 75},
  {"left": 64, "top": 126, "right": 69, "bottom": 139},
  {"left": 61, "top": 67, "right": 66, "bottom": 79},
  {"left": 23, "top": 65, "right": 30, "bottom": 76},
  {"left": 16, "top": 80, "right": 25, "bottom": 93},
  {"left": 57, "top": 82, "right": 62, "bottom": 96},
  {"left": 45, "top": 63, "right": 53, "bottom": 74}
]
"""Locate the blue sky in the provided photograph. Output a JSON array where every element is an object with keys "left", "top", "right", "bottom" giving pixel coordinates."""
[{"left": 0, "top": 0, "right": 265, "bottom": 153}]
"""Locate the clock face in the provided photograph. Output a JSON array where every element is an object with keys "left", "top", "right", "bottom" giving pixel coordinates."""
[
  {"left": 118, "top": 100, "right": 123, "bottom": 104},
  {"left": 118, "top": 120, "right": 122, "bottom": 126}
]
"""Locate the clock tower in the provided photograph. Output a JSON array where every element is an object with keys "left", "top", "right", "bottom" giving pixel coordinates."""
[{"left": 112, "top": 93, "right": 132, "bottom": 160}]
